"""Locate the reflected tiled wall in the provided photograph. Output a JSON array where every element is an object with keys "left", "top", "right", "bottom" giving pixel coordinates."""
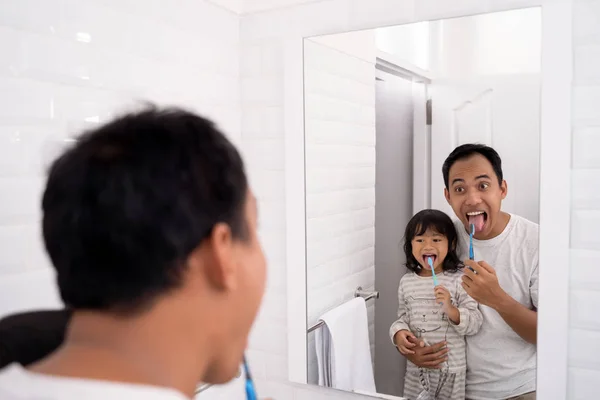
[{"left": 304, "top": 37, "right": 377, "bottom": 384}]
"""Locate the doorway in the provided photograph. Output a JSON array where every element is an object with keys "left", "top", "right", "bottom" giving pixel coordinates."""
[{"left": 373, "top": 60, "right": 430, "bottom": 397}]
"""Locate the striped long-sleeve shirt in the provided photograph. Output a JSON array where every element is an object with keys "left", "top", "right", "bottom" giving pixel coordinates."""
[{"left": 389, "top": 270, "right": 483, "bottom": 373}]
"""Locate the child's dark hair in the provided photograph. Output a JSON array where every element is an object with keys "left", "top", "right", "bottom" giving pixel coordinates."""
[{"left": 403, "top": 209, "right": 463, "bottom": 274}]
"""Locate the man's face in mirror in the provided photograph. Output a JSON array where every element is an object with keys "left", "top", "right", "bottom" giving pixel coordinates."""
[{"left": 444, "top": 154, "right": 507, "bottom": 240}]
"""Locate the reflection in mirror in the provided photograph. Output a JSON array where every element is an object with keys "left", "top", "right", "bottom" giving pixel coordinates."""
[{"left": 304, "top": 7, "right": 541, "bottom": 400}]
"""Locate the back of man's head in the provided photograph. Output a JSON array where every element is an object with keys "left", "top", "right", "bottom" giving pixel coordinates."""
[
  {"left": 40, "top": 106, "right": 267, "bottom": 388},
  {"left": 43, "top": 107, "right": 248, "bottom": 312}
]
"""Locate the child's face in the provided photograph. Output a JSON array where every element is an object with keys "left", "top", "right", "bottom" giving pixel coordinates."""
[{"left": 411, "top": 228, "right": 448, "bottom": 270}]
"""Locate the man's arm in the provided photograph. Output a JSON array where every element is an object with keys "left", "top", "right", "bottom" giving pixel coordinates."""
[
  {"left": 403, "top": 338, "right": 448, "bottom": 369},
  {"left": 463, "top": 260, "right": 537, "bottom": 344},
  {"left": 493, "top": 292, "right": 537, "bottom": 344}
]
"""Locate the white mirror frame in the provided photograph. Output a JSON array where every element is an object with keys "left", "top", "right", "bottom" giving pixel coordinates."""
[{"left": 284, "top": 2, "right": 572, "bottom": 399}]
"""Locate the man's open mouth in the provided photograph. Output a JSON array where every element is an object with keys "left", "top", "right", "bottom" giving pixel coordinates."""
[{"left": 466, "top": 211, "right": 487, "bottom": 233}]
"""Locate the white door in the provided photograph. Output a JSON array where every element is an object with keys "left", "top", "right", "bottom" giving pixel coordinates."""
[{"left": 429, "top": 74, "right": 541, "bottom": 223}]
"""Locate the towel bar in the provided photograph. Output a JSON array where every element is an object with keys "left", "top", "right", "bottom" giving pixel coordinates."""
[{"left": 307, "top": 286, "right": 379, "bottom": 333}]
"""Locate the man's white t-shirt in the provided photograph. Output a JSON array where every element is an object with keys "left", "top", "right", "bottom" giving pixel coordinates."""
[
  {"left": 0, "top": 363, "right": 190, "bottom": 400},
  {"left": 454, "top": 214, "right": 538, "bottom": 400}
]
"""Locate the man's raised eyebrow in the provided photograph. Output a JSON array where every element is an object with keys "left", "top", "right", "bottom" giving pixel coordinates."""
[{"left": 452, "top": 175, "right": 491, "bottom": 185}]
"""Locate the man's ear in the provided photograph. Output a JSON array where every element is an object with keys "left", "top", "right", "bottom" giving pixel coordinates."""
[
  {"left": 500, "top": 180, "right": 508, "bottom": 200},
  {"left": 444, "top": 188, "right": 451, "bottom": 204},
  {"left": 190, "top": 223, "right": 237, "bottom": 291}
]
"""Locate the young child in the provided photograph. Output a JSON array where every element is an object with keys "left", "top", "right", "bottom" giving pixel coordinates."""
[{"left": 389, "top": 209, "right": 483, "bottom": 400}]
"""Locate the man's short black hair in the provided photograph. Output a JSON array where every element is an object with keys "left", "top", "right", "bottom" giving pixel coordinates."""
[
  {"left": 42, "top": 106, "right": 248, "bottom": 313},
  {"left": 442, "top": 143, "right": 503, "bottom": 189}
]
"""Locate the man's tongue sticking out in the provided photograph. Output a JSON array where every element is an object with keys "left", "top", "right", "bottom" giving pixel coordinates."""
[{"left": 468, "top": 213, "right": 485, "bottom": 233}]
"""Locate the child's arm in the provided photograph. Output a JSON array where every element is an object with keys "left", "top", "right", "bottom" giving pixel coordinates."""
[
  {"left": 389, "top": 278, "right": 416, "bottom": 354},
  {"left": 450, "top": 273, "right": 484, "bottom": 336},
  {"left": 435, "top": 285, "right": 460, "bottom": 324}
]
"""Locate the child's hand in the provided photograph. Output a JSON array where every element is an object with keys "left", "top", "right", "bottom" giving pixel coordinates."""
[
  {"left": 434, "top": 285, "right": 453, "bottom": 312},
  {"left": 435, "top": 285, "right": 461, "bottom": 324},
  {"left": 394, "top": 329, "right": 418, "bottom": 355}
]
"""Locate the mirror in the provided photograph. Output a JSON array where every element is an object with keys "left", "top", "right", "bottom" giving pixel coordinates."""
[{"left": 303, "top": 7, "right": 541, "bottom": 400}]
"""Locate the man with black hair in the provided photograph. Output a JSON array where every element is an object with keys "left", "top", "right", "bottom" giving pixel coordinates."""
[
  {"left": 402, "top": 144, "right": 538, "bottom": 400},
  {"left": 0, "top": 107, "right": 267, "bottom": 400}
]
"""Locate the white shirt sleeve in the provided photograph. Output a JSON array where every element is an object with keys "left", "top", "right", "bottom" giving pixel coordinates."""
[
  {"left": 450, "top": 272, "right": 483, "bottom": 336},
  {"left": 529, "top": 250, "right": 539, "bottom": 309}
]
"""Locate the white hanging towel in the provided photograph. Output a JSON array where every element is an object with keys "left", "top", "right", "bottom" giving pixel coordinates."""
[{"left": 315, "top": 297, "right": 376, "bottom": 393}]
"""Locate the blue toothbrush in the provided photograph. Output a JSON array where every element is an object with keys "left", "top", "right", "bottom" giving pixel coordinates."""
[
  {"left": 467, "top": 223, "right": 476, "bottom": 273},
  {"left": 469, "top": 223, "right": 475, "bottom": 260},
  {"left": 243, "top": 355, "right": 257, "bottom": 400},
  {"left": 428, "top": 257, "right": 439, "bottom": 287},
  {"left": 428, "top": 257, "right": 442, "bottom": 305}
]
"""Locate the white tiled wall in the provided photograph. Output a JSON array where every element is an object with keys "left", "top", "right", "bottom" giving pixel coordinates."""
[
  {"left": 0, "top": 0, "right": 598, "bottom": 399},
  {"left": 241, "top": 0, "right": 321, "bottom": 14},
  {"left": 0, "top": 0, "right": 244, "bottom": 397},
  {"left": 0, "top": 0, "right": 241, "bottom": 308},
  {"left": 304, "top": 35, "right": 377, "bottom": 384},
  {"left": 569, "top": 2, "right": 600, "bottom": 399}
]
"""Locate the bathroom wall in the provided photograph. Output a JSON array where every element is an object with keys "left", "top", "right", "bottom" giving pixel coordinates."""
[
  {"left": 569, "top": 1, "right": 600, "bottom": 397},
  {"left": 376, "top": 22, "right": 430, "bottom": 70},
  {"left": 0, "top": 0, "right": 241, "bottom": 313},
  {"left": 0, "top": 0, "right": 243, "bottom": 397},
  {"left": 430, "top": 8, "right": 541, "bottom": 78}
]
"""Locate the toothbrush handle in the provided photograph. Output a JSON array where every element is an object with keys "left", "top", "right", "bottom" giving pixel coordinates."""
[
  {"left": 246, "top": 381, "right": 257, "bottom": 400},
  {"left": 467, "top": 240, "right": 477, "bottom": 273},
  {"left": 469, "top": 232, "right": 475, "bottom": 260},
  {"left": 432, "top": 276, "right": 442, "bottom": 304}
]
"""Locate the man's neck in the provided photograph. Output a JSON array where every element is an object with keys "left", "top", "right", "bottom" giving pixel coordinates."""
[
  {"left": 480, "top": 211, "right": 511, "bottom": 240},
  {"left": 30, "top": 309, "right": 208, "bottom": 399}
]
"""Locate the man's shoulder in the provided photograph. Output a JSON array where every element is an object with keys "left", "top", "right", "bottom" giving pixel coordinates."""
[
  {"left": 0, "top": 390, "right": 27, "bottom": 400},
  {"left": 0, "top": 364, "right": 188, "bottom": 400},
  {"left": 505, "top": 215, "right": 539, "bottom": 263},
  {"left": 0, "top": 364, "right": 32, "bottom": 399},
  {"left": 510, "top": 214, "right": 539, "bottom": 238},
  {"left": 511, "top": 214, "right": 539, "bottom": 229}
]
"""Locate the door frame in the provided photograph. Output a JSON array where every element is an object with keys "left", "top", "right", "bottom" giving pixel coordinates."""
[
  {"left": 375, "top": 53, "right": 432, "bottom": 215},
  {"left": 373, "top": 63, "right": 422, "bottom": 397}
]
